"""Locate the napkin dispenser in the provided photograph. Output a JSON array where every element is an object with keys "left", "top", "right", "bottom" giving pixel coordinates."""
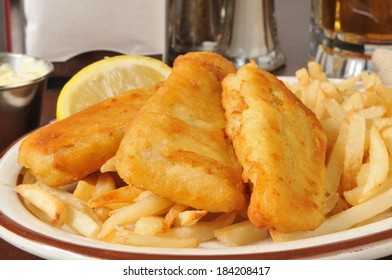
[{"left": 11, "top": 0, "right": 166, "bottom": 76}]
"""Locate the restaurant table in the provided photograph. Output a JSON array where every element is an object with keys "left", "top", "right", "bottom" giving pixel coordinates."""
[{"left": 1, "top": 0, "right": 391, "bottom": 260}]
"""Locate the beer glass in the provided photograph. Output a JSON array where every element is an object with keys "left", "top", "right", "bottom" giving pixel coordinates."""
[
  {"left": 322, "top": 0, "right": 392, "bottom": 45},
  {"left": 313, "top": 0, "right": 392, "bottom": 78}
]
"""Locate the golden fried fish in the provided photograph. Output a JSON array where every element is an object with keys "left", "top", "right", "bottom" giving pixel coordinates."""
[
  {"left": 18, "top": 86, "right": 158, "bottom": 187},
  {"left": 221, "top": 61, "right": 327, "bottom": 232},
  {"left": 115, "top": 52, "right": 246, "bottom": 213}
]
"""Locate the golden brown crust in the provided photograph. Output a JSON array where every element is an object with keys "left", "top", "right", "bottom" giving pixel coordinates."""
[
  {"left": 222, "top": 61, "right": 327, "bottom": 232},
  {"left": 115, "top": 52, "right": 246, "bottom": 213},
  {"left": 18, "top": 86, "right": 157, "bottom": 187}
]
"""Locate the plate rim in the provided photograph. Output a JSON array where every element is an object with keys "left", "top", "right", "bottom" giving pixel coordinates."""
[{"left": 2, "top": 209, "right": 392, "bottom": 260}]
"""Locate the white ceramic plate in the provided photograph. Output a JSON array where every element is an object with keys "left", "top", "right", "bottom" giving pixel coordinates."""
[{"left": 1, "top": 77, "right": 392, "bottom": 260}]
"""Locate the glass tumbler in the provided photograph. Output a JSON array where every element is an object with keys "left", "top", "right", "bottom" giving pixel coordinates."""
[{"left": 165, "top": 0, "right": 230, "bottom": 66}]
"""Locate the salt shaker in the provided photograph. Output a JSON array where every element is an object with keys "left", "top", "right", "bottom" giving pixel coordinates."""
[{"left": 220, "top": 0, "right": 285, "bottom": 70}]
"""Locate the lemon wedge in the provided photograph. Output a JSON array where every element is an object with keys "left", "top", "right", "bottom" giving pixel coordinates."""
[{"left": 56, "top": 55, "right": 171, "bottom": 120}]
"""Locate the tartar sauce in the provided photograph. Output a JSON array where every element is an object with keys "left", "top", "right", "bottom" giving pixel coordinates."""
[{"left": 0, "top": 57, "right": 49, "bottom": 86}]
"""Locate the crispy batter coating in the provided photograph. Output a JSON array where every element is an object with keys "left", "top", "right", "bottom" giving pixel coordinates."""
[
  {"left": 18, "top": 86, "right": 157, "bottom": 187},
  {"left": 115, "top": 52, "right": 246, "bottom": 213},
  {"left": 222, "top": 62, "right": 327, "bottom": 232}
]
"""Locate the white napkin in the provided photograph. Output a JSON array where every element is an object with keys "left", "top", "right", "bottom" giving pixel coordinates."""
[
  {"left": 23, "top": 0, "right": 166, "bottom": 62},
  {"left": 371, "top": 48, "right": 392, "bottom": 86}
]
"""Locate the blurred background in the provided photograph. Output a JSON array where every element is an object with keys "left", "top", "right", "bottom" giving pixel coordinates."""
[
  {"left": 3, "top": 0, "right": 392, "bottom": 80},
  {"left": 0, "top": 0, "right": 312, "bottom": 78}
]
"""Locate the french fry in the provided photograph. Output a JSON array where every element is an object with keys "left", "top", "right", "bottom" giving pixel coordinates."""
[
  {"left": 16, "top": 184, "right": 66, "bottom": 227},
  {"left": 101, "top": 202, "right": 132, "bottom": 210},
  {"left": 363, "top": 86, "right": 385, "bottom": 108},
  {"left": 314, "top": 87, "right": 326, "bottom": 120},
  {"left": 19, "top": 168, "right": 37, "bottom": 184},
  {"left": 301, "top": 80, "right": 320, "bottom": 111},
  {"left": 175, "top": 210, "right": 208, "bottom": 226},
  {"left": 271, "top": 185, "right": 392, "bottom": 242},
  {"left": 114, "top": 230, "right": 199, "bottom": 248},
  {"left": 73, "top": 180, "right": 95, "bottom": 202},
  {"left": 378, "top": 84, "right": 392, "bottom": 102},
  {"left": 98, "top": 193, "right": 173, "bottom": 239},
  {"left": 372, "top": 118, "right": 392, "bottom": 131},
  {"left": 214, "top": 220, "right": 268, "bottom": 247},
  {"left": 159, "top": 213, "right": 236, "bottom": 242},
  {"left": 100, "top": 156, "right": 116, "bottom": 173},
  {"left": 340, "top": 112, "right": 366, "bottom": 193},
  {"left": 64, "top": 205, "right": 102, "bottom": 238},
  {"left": 22, "top": 198, "right": 54, "bottom": 225},
  {"left": 341, "top": 91, "right": 364, "bottom": 112},
  {"left": 307, "top": 61, "right": 328, "bottom": 81},
  {"left": 320, "top": 81, "right": 342, "bottom": 103},
  {"left": 325, "top": 118, "right": 349, "bottom": 195},
  {"left": 134, "top": 216, "right": 165, "bottom": 235},
  {"left": 335, "top": 75, "right": 360, "bottom": 92},
  {"left": 163, "top": 204, "right": 188, "bottom": 231},
  {"left": 356, "top": 163, "right": 370, "bottom": 187},
  {"left": 320, "top": 117, "right": 340, "bottom": 152},
  {"left": 92, "top": 173, "right": 116, "bottom": 197},
  {"left": 295, "top": 67, "right": 311, "bottom": 86},
  {"left": 133, "top": 190, "right": 155, "bottom": 202},
  {"left": 323, "top": 192, "right": 340, "bottom": 215},
  {"left": 362, "top": 72, "right": 382, "bottom": 89},
  {"left": 38, "top": 184, "right": 102, "bottom": 225},
  {"left": 88, "top": 185, "right": 143, "bottom": 208},
  {"left": 327, "top": 195, "right": 350, "bottom": 216},
  {"left": 353, "top": 208, "right": 392, "bottom": 227},
  {"left": 346, "top": 175, "right": 392, "bottom": 207},
  {"left": 323, "top": 98, "right": 347, "bottom": 125},
  {"left": 381, "top": 126, "right": 392, "bottom": 155},
  {"left": 344, "top": 126, "right": 389, "bottom": 205},
  {"left": 359, "top": 106, "right": 386, "bottom": 119},
  {"left": 93, "top": 207, "right": 111, "bottom": 222}
]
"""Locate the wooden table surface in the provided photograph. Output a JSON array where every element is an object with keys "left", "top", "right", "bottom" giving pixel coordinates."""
[{"left": 1, "top": 0, "right": 391, "bottom": 260}]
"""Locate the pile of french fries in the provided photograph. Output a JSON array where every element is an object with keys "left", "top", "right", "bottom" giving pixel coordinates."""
[
  {"left": 271, "top": 62, "right": 392, "bottom": 241},
  {"left": 15, "top": 62, "right": 392, "bottom": 248},
  {"left": 16, "top": 163, "right": 267, "bottom": 248}
]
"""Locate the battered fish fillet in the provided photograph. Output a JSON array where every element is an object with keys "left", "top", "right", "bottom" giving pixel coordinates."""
[
  {"left": 221, "top": 61, "right": 327, "bottom": 232},
  {"left": 18, "top": 85, "right": 158, "bottom": 187},
  {"left": 115, "top": 52, "right": 246, "bottom": 213}
]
